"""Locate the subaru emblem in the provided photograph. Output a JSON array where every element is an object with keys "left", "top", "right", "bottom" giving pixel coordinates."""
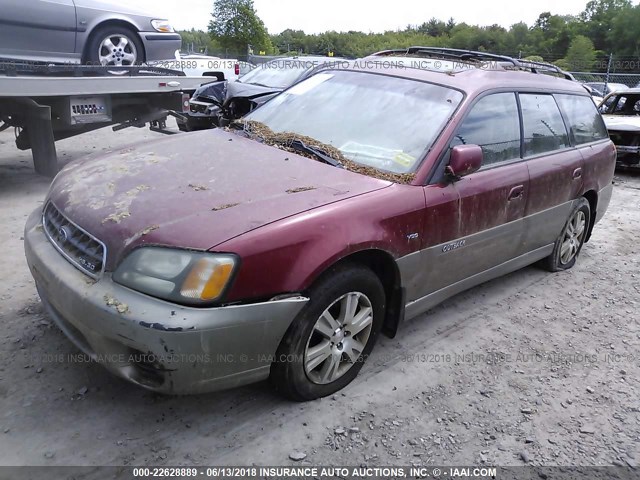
[{"left": 58, "top": 226, "right": 71, "bottom": 243}]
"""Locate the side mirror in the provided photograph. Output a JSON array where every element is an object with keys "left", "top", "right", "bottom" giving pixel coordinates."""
[{"left": 446, "top": 145, "right": 483, "bottom": 179}]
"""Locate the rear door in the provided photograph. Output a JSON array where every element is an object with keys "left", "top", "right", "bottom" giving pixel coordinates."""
[
  {"left": 419, "top": 92, "right": 529, "bottom": 296},
  {"left": 0, "top": 0, "right": 77, "bottom": 61},
  {"left": 519, "top": 93, "right": 583, "bottom": 252}
]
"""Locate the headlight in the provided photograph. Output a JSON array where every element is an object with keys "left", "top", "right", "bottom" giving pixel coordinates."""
[
  {"left": 151, "top": 20, "right": 174, "bottom": 33},
  {"left": 113, "top": 248, "right": 237, "bottom": 306}
]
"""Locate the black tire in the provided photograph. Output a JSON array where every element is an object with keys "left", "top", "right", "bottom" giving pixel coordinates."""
[
  {"left": 84, "top": 25, "right": 144, "bottom": 66},
  {"left": 270, "top": 264, "right": 385, "bottom": 401},
  {"left": 542, "top": 197, "right": 591, "bottom": 272}
]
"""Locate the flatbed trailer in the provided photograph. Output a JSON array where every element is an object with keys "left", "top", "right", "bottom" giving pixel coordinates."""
[{"left": 0, "top": 62, "right": 209, "bottom": 176}]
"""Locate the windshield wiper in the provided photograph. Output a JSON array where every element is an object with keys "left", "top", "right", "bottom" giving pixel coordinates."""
[{"left": 290, "top": 139, "right": 343, "bottom": 168}]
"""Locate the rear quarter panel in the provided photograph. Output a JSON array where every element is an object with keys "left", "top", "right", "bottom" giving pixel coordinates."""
[
  {"left": 579, "top": 140, "right": 616, "bottom": 220},
  {"left": 580, "top": 141, "right": 616, "bottom": 191}
]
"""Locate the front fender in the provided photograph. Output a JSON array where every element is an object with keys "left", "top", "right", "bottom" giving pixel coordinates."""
[
  {"left": 215, "top": 184, "right": 426, "bottom": 303},
  {"left": 76, "top": 11, "right": 153, "bottom": 54}
]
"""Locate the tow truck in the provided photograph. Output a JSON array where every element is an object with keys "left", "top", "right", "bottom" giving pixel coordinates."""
[{"left": 0, "top": 61, "right": 210, "bottom": 176}]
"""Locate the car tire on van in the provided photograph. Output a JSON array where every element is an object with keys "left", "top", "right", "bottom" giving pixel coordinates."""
[
  {"left": 271, "top": 265, "right": 385, "bottom": 401},
  {"left": 85, "top": 25, "right": 144, "bottom": 66}
]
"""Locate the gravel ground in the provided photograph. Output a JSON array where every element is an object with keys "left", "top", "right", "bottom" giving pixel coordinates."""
[{"left": 0, "top": 124, "right": 638, "bottom": 469}]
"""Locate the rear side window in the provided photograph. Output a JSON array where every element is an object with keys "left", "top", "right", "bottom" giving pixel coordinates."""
[
  {"left": 519, "top": 94, "right": 569, "bottom": 156},
  {"left": 556, "top": 94, "right": 609, "bottom": 144},
  {"left": 451, "top": 93, "right": 521, "bottom": 166}
]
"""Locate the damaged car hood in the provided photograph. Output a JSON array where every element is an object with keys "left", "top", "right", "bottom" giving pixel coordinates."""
[
  {"left": 193, "top": 80, "right": 282, "bottom": 105},
  {"left": 47, "top": 129, "right": 391, "bottom": 270},
  {"left": 602, "top": 115, "right": 640, "bottom": 132},
  {"left": 225, "top": 81, "right": 282, "bottom": 104}
]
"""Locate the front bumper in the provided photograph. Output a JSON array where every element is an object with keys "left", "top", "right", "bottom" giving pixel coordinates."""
[
  {"left": 140, "top": 32, "right": 182, "bottom": 62},
  {"left": 177, "top": 110, "right": 217, "bottom": 131},
  {"left": 24, "top": 208, "right": 308, "bottom": 394}
]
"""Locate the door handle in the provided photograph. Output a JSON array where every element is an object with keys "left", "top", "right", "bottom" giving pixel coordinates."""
[
  {"left": 573, "top": 168, "right": 583, "bottom": 179},
  {"left": 508, "top": 185, "right": 525, "bottom": 201}
]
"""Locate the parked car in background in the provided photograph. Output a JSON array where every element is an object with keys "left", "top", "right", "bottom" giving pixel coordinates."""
[
  {"left": 25, "top": 48, "right": 615, "bottom": 400},
  {"left": 581, "top": 84, "right": 603, "bottom": 105},
  {"left": 149, "top": 53, "right": 254, "bottom": 81},
  {"left": 585, "top": 82, "right": 629, "bottom": 98},
  {"left": 599, "top": 89, "right": 640, "bottom": 167},
  {"left": 0, "top": 0, "right": 181, "bottom": 65},
  {"left": 177, "top": 56, "right": 341, "bottom": 131}
]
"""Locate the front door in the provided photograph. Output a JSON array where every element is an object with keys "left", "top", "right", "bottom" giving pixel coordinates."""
[{"left": 406, "top": 92, "right": 529, "bottom": 315}]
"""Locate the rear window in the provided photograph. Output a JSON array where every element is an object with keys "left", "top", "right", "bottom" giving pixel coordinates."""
[
  {"left": 519, "top": 93, "right": 569, "bottom": 156},
  {"left": 555, "top": 94, "right": 608, "bottom": 145}
]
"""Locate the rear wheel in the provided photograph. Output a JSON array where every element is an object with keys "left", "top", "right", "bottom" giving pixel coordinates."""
[
  {"left": 543, "top": 197, "right": 591, "bottom": 272},
  {"left": 270, "top": 265, "right": 385, "bottom": 401}
]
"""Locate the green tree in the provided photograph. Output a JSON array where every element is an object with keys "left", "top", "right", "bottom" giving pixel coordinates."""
[
  {"left": 608, "top": 3, "right": 640, "bottom": 56},
  {"left": 208, "top": 0, "right": 272, "bottom": 55},
  {"left": 272, "top": 29, "right": 307, "bottom": 54},
  {"left": 179, "top": 29, "right": 221, "bottom": 54},
  {"left": 579, "top": 0, "right": 632, "bottom": 51},
  {"left": 530, "top": 13, "right": 576, "bottom": 59},
  {"left": 417, "top": 18, "right": 447, "bottom": 37},
  {"left": 564, "top": 35, "right": 596, "bottom": 70}
]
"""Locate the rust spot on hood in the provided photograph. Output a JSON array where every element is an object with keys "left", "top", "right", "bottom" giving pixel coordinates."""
[
  {"left": 286, "top": 186, "right": 316, "bottom": 194},
  {"left": 101, "top": 185, "right": 151, "bottom": 224},
  {"left": 211, "top": 203, "right": 240, "bottom": 211},
  {"left": 140, "top": 225, "right": 160, "bottom": 236}
]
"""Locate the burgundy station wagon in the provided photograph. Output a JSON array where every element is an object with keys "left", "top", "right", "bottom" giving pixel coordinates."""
[{"left": 24, "top": 49, "right": 615, "bottom": 400}]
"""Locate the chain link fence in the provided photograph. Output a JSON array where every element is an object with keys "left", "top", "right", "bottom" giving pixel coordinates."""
[{"left": 570, "top": 72, "right": 640, "bottom": 88}]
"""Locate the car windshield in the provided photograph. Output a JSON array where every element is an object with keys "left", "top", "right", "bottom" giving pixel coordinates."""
[
  {"left": 601, "top": 93, "right": 640, "bottom": 115},
  {"left": 239, "top": 62, "right": 309, "bottom": 88},
  {"left": 244, "top": 70, "right": 463, "bottom": 174},
  {"left": 587, "top": 82, "right": 628, "bottom": 95}
]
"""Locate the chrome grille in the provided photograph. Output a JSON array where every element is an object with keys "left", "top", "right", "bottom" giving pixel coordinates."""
[{"left": 42, "top": 203, "right": 106, "bottom": 278}]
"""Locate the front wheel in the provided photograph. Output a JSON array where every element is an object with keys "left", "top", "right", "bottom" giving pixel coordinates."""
[
  {"left": 85, "top": 26, "right": 144, "bottom": 66},
  {"left": 542, "top": 197, "right": 591, "bottom": 272},
  {"left": 270, "top": 265, "right": 385, "bottom": 401}
]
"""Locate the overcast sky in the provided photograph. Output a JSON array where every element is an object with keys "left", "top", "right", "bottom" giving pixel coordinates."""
[{"left": 133, "top": 0, "right": 598, "bottom": 34}]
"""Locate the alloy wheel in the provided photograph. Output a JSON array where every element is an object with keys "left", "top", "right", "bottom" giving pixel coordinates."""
[
  {"left": 98, "top": 34, "right": 137, "bottom": 66},
  {"left": 304, "top": 292, "right": 373, "bottom": 385},
  {"left": 560, "top": 210, "right": 586, "bottom": 264}
]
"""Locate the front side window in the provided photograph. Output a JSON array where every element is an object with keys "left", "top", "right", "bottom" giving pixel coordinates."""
[
  {"left": 451, "top": 92, "right": 521, "bottom": 166},
  {"left": 555, "top": 94, "right": 608, "bottom": 145},
  {"left": 519, "top": 94, "right": 569, "bottom": 156}
]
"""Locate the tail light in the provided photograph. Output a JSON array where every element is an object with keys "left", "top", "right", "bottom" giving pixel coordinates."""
[
  {"left": 182, "top": 93, "right": 190, "bottom": 113},
  {"left": 234, "top": 63, "right": 240, "bottom": 76}
]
